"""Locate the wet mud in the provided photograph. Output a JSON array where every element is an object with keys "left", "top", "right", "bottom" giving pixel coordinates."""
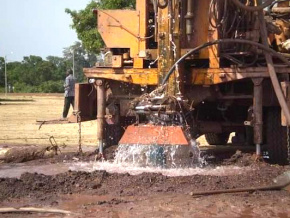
[
  {"left": 0, "top": 164, "right": 285, "bottom": 201},
  {"left": 0, "top": 147, "right": 289, "bottom": 217}
]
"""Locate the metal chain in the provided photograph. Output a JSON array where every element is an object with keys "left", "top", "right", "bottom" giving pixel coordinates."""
[
  {"left": 48, "top": 136, "right": 61, "bottom": 155},
  {"left": 287, "top": 125, "right": 290, "bottom": 164},
  {"left": 76, "top": 111, "right": 83, "bottom": 153}
]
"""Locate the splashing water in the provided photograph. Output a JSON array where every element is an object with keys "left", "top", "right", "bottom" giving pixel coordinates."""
[
  {"left": 114, "top": 137, "right": 205, "bottom": 169},
  {"left": 69, "top": 161, "right": 250, "bottom": 177},
  {"left": 69, "top": 142, "right": 251, "bottom": 177}
]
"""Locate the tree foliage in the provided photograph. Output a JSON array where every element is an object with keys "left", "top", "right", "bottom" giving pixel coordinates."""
[
  {"left": 0, "top": 0, "right": 138, "bottom": 93},
  {"left": 63, "top": 41, "right": 97, "bottom": 81},
  {"left": 0, "top": 42, "right": 95, "bottom": 93},
  {"left": 65, "top": 0, "right": 136, "bottom": 53}
]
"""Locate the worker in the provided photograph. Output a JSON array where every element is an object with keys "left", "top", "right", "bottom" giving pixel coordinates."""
[{"left": 63, "top": 69, "right": 75, "bottom": 119}]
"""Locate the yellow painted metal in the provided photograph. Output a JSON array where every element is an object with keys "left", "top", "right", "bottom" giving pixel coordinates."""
[
  {"left": 91, "top": 0, "right": 288, "bottom": 88},
  {"left": 84, "top": 68, "right": 158, "bottom": 85},
  {"left": 172, "top": 0, "right": 182, "bottom": 94},
  {"left": 97, "top": 0, "right": 147, "bottom": 59},
  {"left": 94, "top": 0, "right": 221, "bottom": 88},
  {"left": 133, "top": 57, "right": 144, "bottom": 69},
  {"left": 84, "top": 67, "right": 289, "bottom": 86},
  {"left": 191, "top": 67, "right": 290, "bottom": 85},
  {"left": 208, "top": 0, "right": 220, "bottom": 68},
  {"left": 158, "top": 5, "right": 173, "bottom": 90},
  {"left": 193, "top": 0, "right": 211, "bottom": 60}
]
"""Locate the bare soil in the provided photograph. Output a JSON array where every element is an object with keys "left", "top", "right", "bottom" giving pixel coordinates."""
[
  {"left": 0, "top": 94, "right": 98, "bottom": 148},
  {"left": 0, "top": 147, "right": 289, "bottom": 218},
  {"left": 0, "top": 94, "right": 289, "bottom": 217}
]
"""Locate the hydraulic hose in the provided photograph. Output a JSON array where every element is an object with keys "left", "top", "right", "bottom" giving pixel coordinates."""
[
  {"left": 230, "top": 0, "right": 275, "bottom": 11},
  {"left": 257, "top": 10, "right": 290, "bottom": 125},
  {"left": 161, "top": 39, "right": 290, "bottom": 85},
  {"left": 190, "top": 181, "right": 290, "bottom": 196}
]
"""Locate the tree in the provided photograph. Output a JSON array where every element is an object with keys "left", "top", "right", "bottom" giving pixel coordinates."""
[
  {"left": 63, "top": 41, "right": 97, "bottom": 82},
  {"left": 6, "top": 55, "right": 65, "bottom": 93},
  {"left": 65, "top": 0, "right": 136, "bottom": 54},
  {"left": 46, "top": 56, "right": 69, "bottom": 80},
  {"left": 21, "top": 56, "right": 45, "bottom": 86}
]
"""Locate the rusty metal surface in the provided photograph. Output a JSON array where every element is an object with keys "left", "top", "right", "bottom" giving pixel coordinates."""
[
  {"left": 281, "top": 81, "right": 290, "bottom": 126},
  {"left": 84, "top": 66, "right": 290, "bottom": 86},
  {"left": 97, "top": 0, "right": 147, "bottom": 59},
  {"left": 84, "top": 68, "right": 159, "bottom": 85},
  {"left": 191, "top": 67, "right": 290, "bottom": 85},
  {"left": 95, "top": 79, "right": 106, "bottom": 154},
  {"left": 74, "top": 83, "right": 97, "bottom": 121},
  {"left": 119, "top": 125, "right": 189, "bottom": 146},
  {"left": 252, "top": 78, "right": 264, "bottom": 145},
  {"left": 158, "top": 3, "right": 175, "bottom": 94}
]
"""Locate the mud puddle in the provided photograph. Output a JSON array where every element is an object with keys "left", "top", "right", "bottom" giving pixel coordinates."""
[
  {"left": 0, "top": 160, "right": 251, "bottom": 179},
  {"left": 0, "top": 163, "right": 71, "bottom": 178}
]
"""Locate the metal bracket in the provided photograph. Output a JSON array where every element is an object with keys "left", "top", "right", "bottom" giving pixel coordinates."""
[
  {"left": 252, "top": 78, "right": 264, "bottom": 86},
  {"left": 95, "top": 79, "right": 103, "bottom": 86}
]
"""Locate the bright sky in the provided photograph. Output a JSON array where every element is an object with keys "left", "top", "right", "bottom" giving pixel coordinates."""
[{"left": 0, "top": 0, "right": 91, "bottom": 61}]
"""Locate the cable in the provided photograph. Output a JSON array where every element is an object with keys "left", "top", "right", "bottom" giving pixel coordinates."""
[
  {"left": 161, "top": 38, "right": 290, "bottom": 85},
  {"left": 230, "top": 0, "right": 275, "bottom": 11}
]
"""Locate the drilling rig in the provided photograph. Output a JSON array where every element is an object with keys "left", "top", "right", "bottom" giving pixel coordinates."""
[{"left": 72, "top": 0, "right": 290, "bottom": 165}]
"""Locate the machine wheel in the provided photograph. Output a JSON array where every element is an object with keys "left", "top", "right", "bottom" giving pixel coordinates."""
[
  {"left": 265, "top": 107, "right": 290, "bottom": 165},
  {"left": 205, "top": 133, "right": 230, "bottom": 145}
]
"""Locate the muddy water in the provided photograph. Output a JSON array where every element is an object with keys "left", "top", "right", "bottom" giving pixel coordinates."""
[
  {"left": 0, "top": 143, "right": 252, "bottom": 178},
  {"left": 71, "top": 161, "right": 250, "bottom": 177},
  {"left": 0, "top": 160, "right": 251, "bottom": 179},
  {"left": 0, "top": 163, "right": 71, "bottom": 178}
]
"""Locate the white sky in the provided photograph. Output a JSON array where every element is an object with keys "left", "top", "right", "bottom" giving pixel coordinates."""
[{"left": 0, "top": 0, "right": 92, "bottom": 61}]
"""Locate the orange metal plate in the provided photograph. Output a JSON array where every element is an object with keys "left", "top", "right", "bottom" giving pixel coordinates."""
[{"left": 119, "top": 125, "right": 189, "bottom": 146}]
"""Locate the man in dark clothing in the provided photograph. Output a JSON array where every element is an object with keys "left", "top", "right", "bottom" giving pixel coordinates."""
[{"left": 63, "top": 69, "right": 76, "bottom": 118}]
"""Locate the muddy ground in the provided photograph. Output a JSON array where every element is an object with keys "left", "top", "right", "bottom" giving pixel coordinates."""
[
  {"left": 0, "top": 147, "right": 289, "bottom": 218},
  {"left": 0, "top": 95, "right": 289, "bottom": 217}
]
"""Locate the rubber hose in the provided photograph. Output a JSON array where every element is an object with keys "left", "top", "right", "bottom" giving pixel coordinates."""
[
  {"left": 190, "top": 182, "right": 289, "bottom": 196},
  {"left": 230, "top": 0, "right": 275, "bottom": 11},
  {"left": 161, "top": 38, "right": 290, "bottom": 85}
]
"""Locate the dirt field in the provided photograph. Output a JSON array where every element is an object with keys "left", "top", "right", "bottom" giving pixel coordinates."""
[
  {"left": 0, "top": 94, "right": 289, "bottom": 218},
  {"left": 0, "top": 93, "right": 208, "bottom": 148},
  {"left": 0, "top": 148, "right": 289, "bottom": 218},
  {"left": 0, "top": 94, "right": 98, "bottom": 150}
]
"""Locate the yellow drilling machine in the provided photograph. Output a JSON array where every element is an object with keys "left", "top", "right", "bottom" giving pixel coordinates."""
[{"left": 72, "top": 0, "right": 290, "bottom": 165}]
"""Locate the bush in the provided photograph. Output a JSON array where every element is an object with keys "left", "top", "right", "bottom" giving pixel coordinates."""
[
  {"left": 39, "top": 80, "right": 63, "bottom": 93},
  {"left": 13, "top": 81, "right": 64, "bottom": 93},
  {"left": 13, "top": 82, "right": 37, "bottom": 93}
]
